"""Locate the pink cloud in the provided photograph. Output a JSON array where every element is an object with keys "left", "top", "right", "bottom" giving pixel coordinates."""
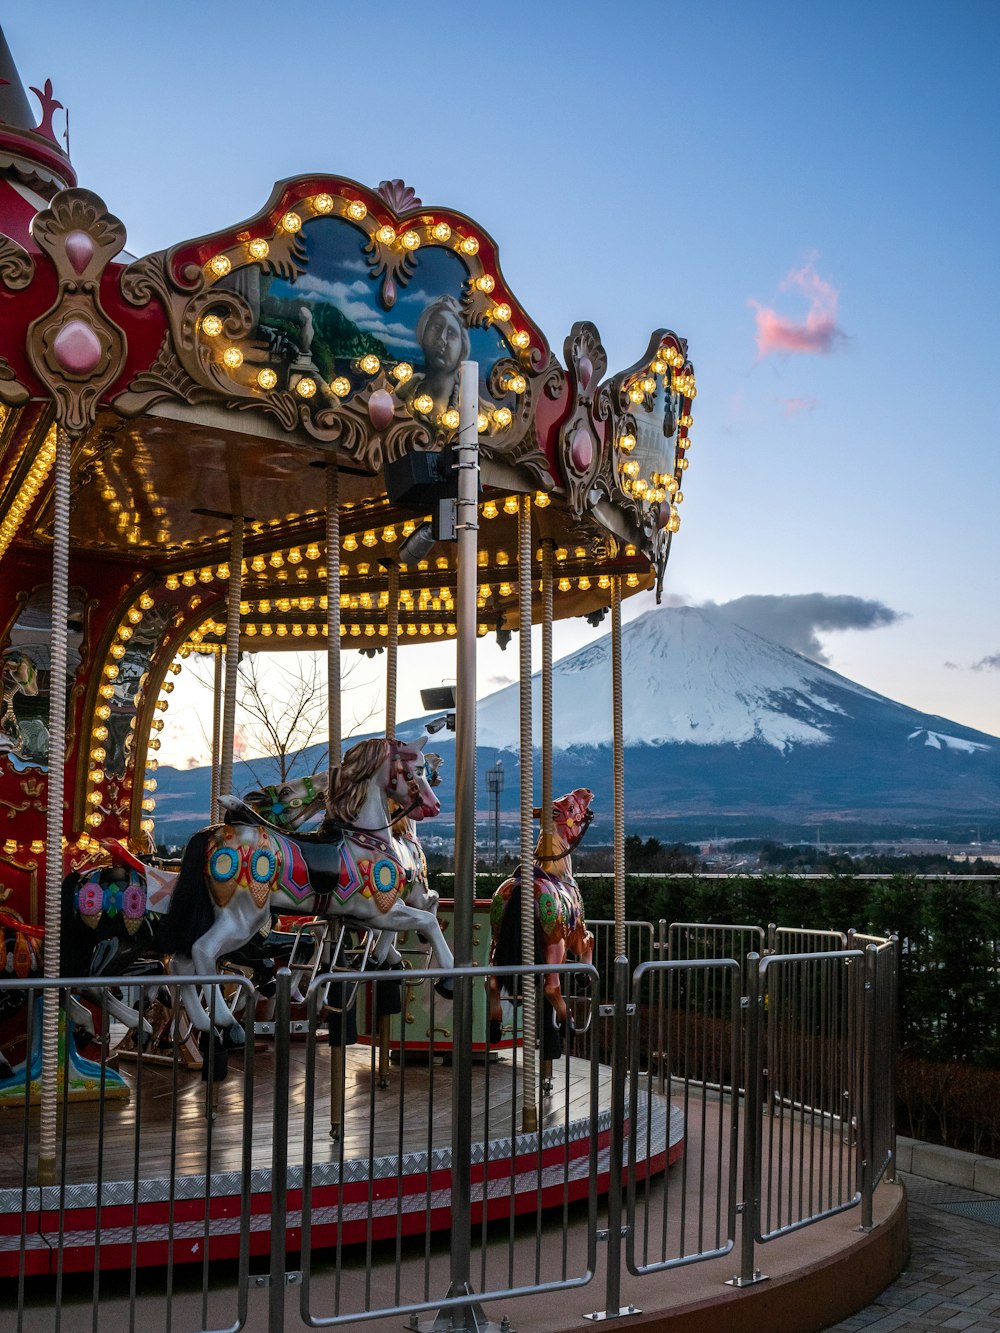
[
  {"left": 751, "top": 260, "right": 846, "bottom": 358},
  {"left": 781, "top": 395, "right": 818, "bottom": 417}
]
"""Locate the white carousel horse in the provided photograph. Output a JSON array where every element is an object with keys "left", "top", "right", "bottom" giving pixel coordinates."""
[
  {"left": 157, "top": 735, "right": 453, "bottom": 1042},
  {"left": 242, "top": 752, "right": 444, "bottom": 926},
  {"left": 488, "top": 788, "right": 596, "bottom": 1022}
]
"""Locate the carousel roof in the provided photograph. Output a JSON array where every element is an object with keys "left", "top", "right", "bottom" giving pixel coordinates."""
[{"left": 0, "top": 26, "right": 695, "bottom": 652}]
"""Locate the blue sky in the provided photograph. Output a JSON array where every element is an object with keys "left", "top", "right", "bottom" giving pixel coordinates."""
[{"left": 6, "top": 3, "right": 999, "bottom": 762}]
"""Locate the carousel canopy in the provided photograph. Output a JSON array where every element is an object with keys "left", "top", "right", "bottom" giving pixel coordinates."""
[{"left": 0, "top": 28, "right": 695, "bottom": 655}]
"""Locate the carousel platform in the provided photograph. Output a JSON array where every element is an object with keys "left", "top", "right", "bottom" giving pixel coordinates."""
[{"left": 0, "top": 1040, "right": 684, "bottom": 1278}]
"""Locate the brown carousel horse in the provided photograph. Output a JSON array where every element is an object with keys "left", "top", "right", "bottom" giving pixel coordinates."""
[{"left": 488, "top": 787, "right": 596, "bottom": 1023}]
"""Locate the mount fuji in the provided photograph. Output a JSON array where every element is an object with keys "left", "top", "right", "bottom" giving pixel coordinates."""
[
  {"left": 152, "top": 606, "right": 1000, "bottom": 844},
  {"left": 395, "top": 605, "right": 1000, "bottom": 839}
]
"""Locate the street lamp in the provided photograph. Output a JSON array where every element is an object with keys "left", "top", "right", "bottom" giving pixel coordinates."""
[{"left": 486, "top": 757, "right": 504, "bottom": 869}]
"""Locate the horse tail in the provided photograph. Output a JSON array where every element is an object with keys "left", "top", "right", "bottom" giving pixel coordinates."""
[{"left": 155, "top": 828, "right": 216, "bottom": 958}]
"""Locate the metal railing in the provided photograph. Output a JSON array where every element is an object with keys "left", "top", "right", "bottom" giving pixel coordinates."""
[{"left": 0, "top": 922, "right": 898, "bottom": 1331}]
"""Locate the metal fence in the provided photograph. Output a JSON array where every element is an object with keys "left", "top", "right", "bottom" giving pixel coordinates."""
[{"left": 0, "top": 921, "right": 898, "bottom": 1331}]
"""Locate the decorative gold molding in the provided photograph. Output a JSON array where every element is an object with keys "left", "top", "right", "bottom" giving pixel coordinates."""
[{"left": 25, "top": 189, "right": 128, "bottom": 435}]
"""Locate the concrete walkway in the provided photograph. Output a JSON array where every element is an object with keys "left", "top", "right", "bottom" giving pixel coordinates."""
[{"left": 827, "top": 1171, "right": 1000, "bottom": 1331}]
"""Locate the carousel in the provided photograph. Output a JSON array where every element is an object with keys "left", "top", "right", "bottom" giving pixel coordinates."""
[{"left": 0, "top": 25, "right": 693, "bottom": 1306}]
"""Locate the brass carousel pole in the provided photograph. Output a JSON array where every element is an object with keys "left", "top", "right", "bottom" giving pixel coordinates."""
[
  {"left": 445, "top": 358, "right": 488, "bottom": 1329},
  {"left": 37, "top": 424, "right": 71, "bottom": 1186},
  {"left": 379, "top": 558, "right": 400, "bottom": 1085},
  {"left": 611, "top": 575, "right": 625, "bottom": 957},
  {"left": 518, "top": 497, "right": 538, "bottom": 1133},
  {"left": 325, "top": 461, "right": 346, "bottom": 1140},
  {"left": 385, "top": 561, "right": 399, "bottom": 741},
  {"left": 218, "top": 510, "right": 244, "bottom": 808},
  {"left": 539, "top": 537, "right": 555, "bottom": 1092},
  {"left": 210, "top": 648, "right": 223, "bottom": 823},
  {"left": 326, "top": 463, "right": 342, "bottom": 767}
]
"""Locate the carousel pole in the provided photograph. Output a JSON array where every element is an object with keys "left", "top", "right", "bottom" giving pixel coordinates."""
[
  {"left": 379, "top": 558, "right": 400, "bottom": 1085},
  {"left": 218, "top": 513, "right": 244, "bottom": 807},
  {"left": 518, "top": 497, "right": 538, "bottom": 1133},
  {"left": 539, "top": 537, "right": 555, "bottom": 1091},
  {"left": 37, "top": 424, "right": 72, "bottom": 1186},
  {"left": 611, "top": 575, "right": 625, "bottom": 958},
  {"left": 210, "top": 648, "right": 223, "bottom": 823},
  {"left": 326, "top": 463, "right": 342, "bottom": 766},
  {"left": 325, "top": 461, "right": 345, "bottom": 1140},
  {"left": 540, "top": 540, "right": 555, "bottom": 848},
  {"left": 444, "top": 357, "right": 487, "bottom": 1330},
  {"left": 384, "top": 561, "right": 399, "bottom": 740}
]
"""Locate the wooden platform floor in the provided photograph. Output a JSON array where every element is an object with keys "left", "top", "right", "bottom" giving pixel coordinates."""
[{"left": 0, "top": 1040, "right": 614, "bottom": 1192}]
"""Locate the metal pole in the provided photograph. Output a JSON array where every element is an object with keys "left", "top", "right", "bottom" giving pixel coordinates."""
[
  {"left": 385, "top": 560, "right": 399, "bottom": 740},
  {"left": 730, "top": 952, "right": 766, "bottom": 1286},
  {"left": 540, "top": 539, "right": 554, "bottom": 855},
  {"left": 268, "top": 969, "right": 292, "bottom": 1331},
  {"left": 326, "top": 463, "right": 342, "bottom": 768},
  {"left": 518, "top": 496, "right": 538, "bottom": 1134},
  {"left": 210, "top": 648, "right": 223, "bottom": 823},
  {"left": 860, "top": 945, "right": 876, "bottom": 1230},
  {"left": 611, "top": 576, "right": 625, "bottom": 958},
  {"left": 218, "top": 513, "right": 244, "bottom": 806},
  {"left": 38, "top": 424, "right": 71, "bottom": 1186},
  {"left": 589, "top": 956, "right": 632, "bottom": 1321},
  {"left": 447, "top": 358, "right": 481, "bottom": 1327}
]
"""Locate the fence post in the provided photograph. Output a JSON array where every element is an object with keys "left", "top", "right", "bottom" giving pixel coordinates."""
[
  {"left": 269, "top": 968, "right": 292, "bottom": 1332},
  {"left": 730, "top": 952, "right": 766, "bottom": 1286},
  {"left": 655, "top": 921, "right": 667, "bottom": 1096},
  {"left": 859, "top": 945, "right": 877, "bottom": 1231},
  {"left": 587, "top": 955, "right": 636, "bottom": 1321}
]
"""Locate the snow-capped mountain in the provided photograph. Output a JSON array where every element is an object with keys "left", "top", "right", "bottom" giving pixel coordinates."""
[
  {"left": 152, "top": 606, "right": 1000, "bottom": 843},
  {"left": 413, "top": 605, "right": 1000, "bottom": 836},
  {"left": 474, "top": 605, "right": 887, "bottom": 752}
]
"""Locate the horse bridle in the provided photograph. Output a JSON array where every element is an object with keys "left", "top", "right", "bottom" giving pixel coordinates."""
[
  {"left": 535, "top": 805, "right": 594, "bottom": 863},
  {"left": 262, "top": 774, "right": 324, "bottom": 826}
]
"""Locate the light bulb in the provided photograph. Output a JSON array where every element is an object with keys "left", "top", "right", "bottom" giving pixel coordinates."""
[
  {"left": 281, "top": 211, "right": 302, "bottom": 233},
  {"left": 201, "top": 314, "right": 223, "bottom": 337},
  {"left": 247, "top": 238, "right": 269, "bottom": 260},
  {"left": 313, "top": 193, "right": 334, "bottom": 214}
]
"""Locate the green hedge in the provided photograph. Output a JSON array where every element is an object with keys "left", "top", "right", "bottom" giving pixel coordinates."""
[{"left": 458, "top": 870, "right": 1000, "bottom": 1154}]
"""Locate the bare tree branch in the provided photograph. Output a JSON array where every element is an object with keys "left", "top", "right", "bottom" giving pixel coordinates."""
[{"left": 181, "top": 649, "right": 379, "bottom": 787}]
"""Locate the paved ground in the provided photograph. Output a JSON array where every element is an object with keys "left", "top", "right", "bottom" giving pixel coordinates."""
[{"left": 827, "top": 1172, "right": 1000, "bottom": 1331}]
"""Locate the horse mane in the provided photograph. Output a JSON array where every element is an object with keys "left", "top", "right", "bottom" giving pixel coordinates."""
[{"left": 326, "top": 737, "right": 392, "bottom": 826}]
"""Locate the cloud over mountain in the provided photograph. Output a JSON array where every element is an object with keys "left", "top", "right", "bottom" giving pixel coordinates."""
[{"left": 703, "top": 593, "right": 903, "bottom": 664}]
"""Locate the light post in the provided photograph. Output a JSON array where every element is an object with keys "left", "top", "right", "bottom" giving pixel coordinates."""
[{"left": 486, "top": 757, "right": 504, "bottom": 870}]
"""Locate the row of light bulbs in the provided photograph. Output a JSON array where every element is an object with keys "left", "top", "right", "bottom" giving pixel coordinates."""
[
  {"left": 85, "top": 590, "right": 177, "bottom": 836},
  {"left": 0, "top": 424, "right": 57, "bottom": 563},
  {"left": 200, "top": 190, "right": 534, "bottom": 405},
  {"left": 3, "top": 833, "right": 104, "bottom": 858},
  {"left": 202, "top": 317, "right": 525, "bottom": 433}
]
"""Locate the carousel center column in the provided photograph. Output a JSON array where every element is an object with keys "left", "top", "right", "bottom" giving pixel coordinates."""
[{"left": 448, "top": 358, "right": 482, "bottom": 1325}]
